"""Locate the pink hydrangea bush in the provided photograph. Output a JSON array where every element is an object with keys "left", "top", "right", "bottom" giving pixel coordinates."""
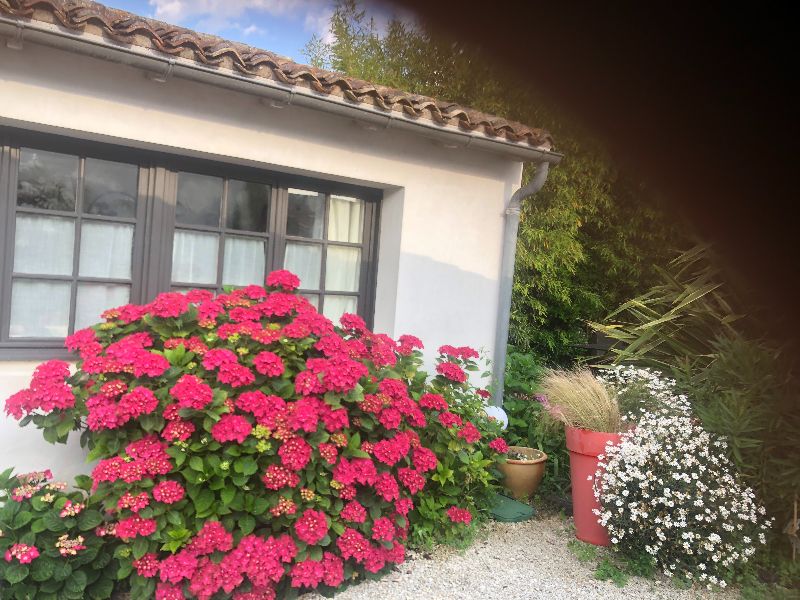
[
  {"left": 0, "top": 469, "right": 116, "bottom": 600},
  {"left": 4, "top": 270, "right": 506, "bottom": 599},
  {"left": 400, "top": 344, "right": 507, "bottom": 547}
]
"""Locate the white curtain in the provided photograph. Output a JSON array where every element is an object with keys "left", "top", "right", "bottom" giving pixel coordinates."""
[
  {"left": 79, "top": 222, "right": 133, "bottom": 279},
  {"left": 325, "top": 246, "right": 360, "bottom": 292},
  {"left": 284, "top": 242, "right": 321, "bottom": 289},
  {"left": 222, "top": 237, "right": 265, "bottom": 287},
  {"left": 75, "top": 283, "right": 130, "bottom": 330},
  {"left": 323, "top": 295, "right": 357, "bottom": 322},
  {"left": 328, "top": 196, "right": 363, "bottom": 243},
  {"left": 10, "top": 279, "right": 71, "bottom": 338},
  {"left": 14, "top": 214, "right": 74, "bottom": 276},
  {"left": 171, "top": 230, "right": 219, "bottom": 284}
]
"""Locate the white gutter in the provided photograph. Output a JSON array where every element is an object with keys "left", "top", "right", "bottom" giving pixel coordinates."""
[{"left": 0, "top": 17, "right": 564, "bottom": 164}]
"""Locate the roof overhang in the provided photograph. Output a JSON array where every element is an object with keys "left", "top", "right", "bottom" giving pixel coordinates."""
[{"left": 0, "top": 15, "right": 563, "bottom": 165}]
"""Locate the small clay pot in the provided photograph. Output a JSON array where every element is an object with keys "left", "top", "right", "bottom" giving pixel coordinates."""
[{"left": 497, "top": 445, "right": 548, "bottom": 500}]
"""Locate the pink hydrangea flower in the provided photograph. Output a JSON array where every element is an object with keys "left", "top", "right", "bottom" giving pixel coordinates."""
[
  {"left": 294, "top": 509, "right": 329, "bottom": 545},
  {"left": 447, "top": 506, "right": 473, "bottom": 524},
  {"left": 152, "top": 480, "right": 185, "bottom": 504},
  {"left": 211, "top": 414, "right": 253, "bottom": 444}
]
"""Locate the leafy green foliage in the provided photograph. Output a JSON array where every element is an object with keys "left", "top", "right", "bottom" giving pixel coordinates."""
[
  {"left": 593, "top": 557, "right": 629, "bottom": 587},
  {"left": 0, "top": 468, "right": 118, "bottom": 600},
  {"left": 501, "top": 349, "right": 571, "bottom": 501},
  {"left": 405, "top": 355, "right": 505, "bottom": 549},
  {"left": 567, "top": 539, "right": 597, "bottom": 563},
  {"left": 735, "top": 546, "right": 800, "bottom": 600},
  {"left": 304, "top": 0, "right": 687, "bottom": 366},
  {"left": 593, "top": 246, "right": 800, "bottom": 527}
]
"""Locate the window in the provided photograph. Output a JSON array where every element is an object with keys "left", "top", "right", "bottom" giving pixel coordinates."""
[
  {"left": 283, "top": 189, "right": 366, "bottom": 320},
  {"left": 3, "top": 148, "right": 142, "bottom": 342},
  {"left": 0, "top": 129, "right": 380, "bottom": 359},
  {"left": 170, "top": 173, "right": 272, "bottom": 291}
]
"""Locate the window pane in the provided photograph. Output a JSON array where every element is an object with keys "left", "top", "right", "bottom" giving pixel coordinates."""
[
  {"left": 83, "top": 158, "right": 138, "bottom": 218},
  {"left": 79, "top": 222, "right": 133, "bottom": 279},
  {"left": 323, "top": 295, "right": 357, "bottom": 323},
  {"left": 176, "top": 172, "right": 223, "bottom": 226},
  {"left": 10, "top": 280, "right": 71, "bottom": 338},
  {"left": 301, "top": 294, "right": 319, "bottom": 309},
  {"left": 17, "top": 148, "right": 78, "bottom": 211},
  {"left": 325, "top": 246, "right": 361, "bottom": 292},
  {"left": 284, "top": 242, "right": 321, "bottom": 289},
  {"left": 14, "top": 214, "right": 74, "bottom": 275},
  {"left": 75, "top": 283, "right": 130, "bottom": 330},
  {"left": 172, "top": 230, "right": 219, "bottom": 284},
  {"left": 223, "top": 237, "right": 265, "bottom": 287},
  {"left": 328, "top": 195, "right": 363, "bottom": 243},
  {"left": 226, "top": 180, "right": 269, "bottom": 232},
  {"left": 287, "top": 189, "right": 324, "bottom": 239}
]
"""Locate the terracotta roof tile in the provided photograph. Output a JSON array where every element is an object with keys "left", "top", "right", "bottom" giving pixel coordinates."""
[{"left": 0, "top": 0, "right": 554, "bottom": 149}]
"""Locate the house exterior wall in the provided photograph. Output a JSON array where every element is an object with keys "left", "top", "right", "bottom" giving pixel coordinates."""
[{"left": 0, "top": 41, "right": 523, "bottom": 477}]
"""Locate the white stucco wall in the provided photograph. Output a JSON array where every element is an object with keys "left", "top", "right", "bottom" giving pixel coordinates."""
[{"left": 0, "top": 40, "right": 523, "bottom": 478}]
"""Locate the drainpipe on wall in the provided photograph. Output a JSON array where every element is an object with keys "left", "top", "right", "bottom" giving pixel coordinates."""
[{"left": 491, "top": 161, "right": 551, "bottom": 408}]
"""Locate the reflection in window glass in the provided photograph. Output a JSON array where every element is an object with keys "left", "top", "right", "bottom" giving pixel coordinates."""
[
  {"left": 10, "top": 280, "right": 71, "bottom": 338},
  {"left": 226, "top": 180, "right": 269, "bottom": 232},
  {"left": 17, "top": 148, "right": 78, "bottom": 211},
  {"left": 75, "top": 283, "right": 130, "bottom": 330},
  {"left": 79, "top": 222, "right": 134, "bottom": 279},
  {"left": 328, "top": 195, "right": 363, "bottom": 243},
  {"left": 223, "top": 237, "right": 265, "bottom": 287},
  {"left": 83, "top": 158, "right": 138, "bottom": 218},
  {"left": 287, "top": 189, "right": 324, "bottom": 239},
  {"left": 323, "top": 295, "right": 357, "bottom": 323},
  {"left": 325, "top": 246, "right": 360, "bottom": 292},
  {"left": 172, "top": 230, "right": 219, "bottom": 284},
  {"left": 284, "top": 242, "right": 321, "bottom": 289},
  {"left": 13, "top": 215, "right": 74, "bottom": 276},
  {"left": 176, "top": 172, "right": 223, "bottom": 227}
]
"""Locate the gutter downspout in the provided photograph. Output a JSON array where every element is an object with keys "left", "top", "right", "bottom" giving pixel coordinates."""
[{"left": 491, "top": 161, "right": 551, "bottom": 407}]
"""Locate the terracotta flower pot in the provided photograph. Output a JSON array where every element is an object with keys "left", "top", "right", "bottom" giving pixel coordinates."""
[
  {"left": 565, "top": 426, "right": 621, "bottom": 546},
  {"left": 497, "top": 445, "right": 548, "bottom": 500}
]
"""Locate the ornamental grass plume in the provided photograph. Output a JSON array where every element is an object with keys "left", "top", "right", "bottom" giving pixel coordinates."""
[{"left": 539, "top": 369, "right": 620, "bottom": 432}]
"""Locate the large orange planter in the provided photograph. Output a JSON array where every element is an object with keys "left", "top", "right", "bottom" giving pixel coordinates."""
[{"left": 565, "top": 426, "right": 621, "bottom": 546}]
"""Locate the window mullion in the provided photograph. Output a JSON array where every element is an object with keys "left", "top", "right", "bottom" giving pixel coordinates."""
[
  {"left": 145, "top": 167, "right": 178, "bottom": 300},
  {"left": 128, "top": 165, "right": 150, "bottom": 305},
  {"left": 66, "top": 157, "right": 85, "bottom": 334},
  {"left": 271, "top": 186, "right": 287, "bottom": 274},
  {"left": 216, "top": 179, "right": 228, "bottom": 291},
  {"left": 360, "top": 200, "right": 376, "bottom": 326},
  {"left": 0, "top": 144, "right": 14, "bottom": 342}
]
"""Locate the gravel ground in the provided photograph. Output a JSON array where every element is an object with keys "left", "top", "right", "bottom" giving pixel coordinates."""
[{"left": 302, "top": 516, "right": 738, "bottom": 600}]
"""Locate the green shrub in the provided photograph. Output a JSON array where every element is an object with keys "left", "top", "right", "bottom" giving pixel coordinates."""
[
  {"left": 592, "top": 245, "right": 800, "bottom": 528},
  {"left": 502, "top": 350, "right": 571, "bottom": 501},
  {"left": 0, "top": 468, "right": 117, "bottom": 600}
]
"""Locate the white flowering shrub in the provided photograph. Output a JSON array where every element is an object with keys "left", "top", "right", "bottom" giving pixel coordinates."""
[
  {"left": 596, "top": 365, "right": 690, "bottom": 421},
  {"left": 593, "top": 366, "right": 772, "bottom": 589}
]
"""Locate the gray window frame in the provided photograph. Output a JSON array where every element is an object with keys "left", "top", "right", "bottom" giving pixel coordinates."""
[{"left": 0, "top": 127, "right": 381, "bottom": 360}]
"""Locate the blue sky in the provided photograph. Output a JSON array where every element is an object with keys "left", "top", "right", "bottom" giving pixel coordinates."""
[{"left": 105, "top": 0, "right": 409, "bottom": 63}]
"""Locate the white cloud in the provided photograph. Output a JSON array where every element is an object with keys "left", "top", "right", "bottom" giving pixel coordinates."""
[
  {"left": 148, "top": 0, "right": 329, "bottom": 23},
  {"left": 303, "top": 4, "right": 334, "bottom": 43},
  {"left": 241, "top": 23, "right": 264, "bottom": 36}
]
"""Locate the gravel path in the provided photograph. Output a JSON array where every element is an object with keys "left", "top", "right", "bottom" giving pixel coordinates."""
[{"left": 303, "top": 516, "right": 738, "bottom": 600}]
